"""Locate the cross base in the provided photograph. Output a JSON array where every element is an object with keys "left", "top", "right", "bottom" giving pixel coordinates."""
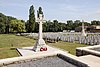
[
  {"left": 82, "top": 30, "right": 87, "bottom": 36},
  {"left": 33, "top": 39, "right": 47, "bottom": 52}
]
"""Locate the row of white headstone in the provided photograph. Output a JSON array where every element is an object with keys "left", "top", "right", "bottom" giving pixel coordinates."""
[
  {"left": 44, "top": 33, "right": 100, "bottom": 45},
  {"left": 21, "top": 32, "right": 100, "bottom": 45}
]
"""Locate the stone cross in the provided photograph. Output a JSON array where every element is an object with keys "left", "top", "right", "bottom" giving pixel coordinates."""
[
  {"left": 38, "top": 14, "right": 43, "bottom": 39},
  {"left": 81, "top": 20, "right": 87, "bottom": 36},
  {"left": 33, "top": 13, "right": 47, "bottom": 52}
]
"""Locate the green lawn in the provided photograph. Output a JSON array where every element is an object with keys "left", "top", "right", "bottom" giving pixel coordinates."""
[
  {"left": 0, "top": 34, "right": 35, "bottom": 48},
  {"left": 0, "top": 34, "right": 88, "bottom": 59},
  {"left": 0, "top": 49, "right": 18, "bottom": 59},
  {"left": 0, "top": 34, "right": 35, "bottom": 59},
  {"left": 48, "top": 41, "right": 88, "bottom": 55}
]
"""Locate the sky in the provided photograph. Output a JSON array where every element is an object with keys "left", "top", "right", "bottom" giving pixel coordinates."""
[{"left": 0, "top": 0, "right": 100, "bottom": 23}]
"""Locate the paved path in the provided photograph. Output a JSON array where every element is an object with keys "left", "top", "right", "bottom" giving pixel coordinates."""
[
  {"left": 79, "top": 55, "right": 100, "bottom": 67},
  {"left": 17, "top": 45, "right": 68, "bottom": 56}
]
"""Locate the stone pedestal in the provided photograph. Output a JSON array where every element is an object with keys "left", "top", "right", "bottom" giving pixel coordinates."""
[
  {"left": 82, "top": 30, "right": 87, "bottom": 36},
  {"left": 33, "top": 39, "right": 47, "bottom": 52}
]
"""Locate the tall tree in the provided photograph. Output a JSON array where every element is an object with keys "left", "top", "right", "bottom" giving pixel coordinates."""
[
  {"left": 37, "top": 7, "right": 44, "bottom": 18},
  {"left": 27, "top": 5, "right": 35, "bottom": 32},
  {"left": 38, "top": 7, "right": 43, "bottom": 14},
  {"left": 5, "top": 17, "right": 9, "bottom": 34},
  {"left": 0, "top": 13, "right": 6, "bottom": 33}
]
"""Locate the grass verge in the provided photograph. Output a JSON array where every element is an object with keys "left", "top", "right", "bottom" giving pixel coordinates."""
[
  {"left": 48, "top": 41, "right": 88, "bottom": 55},
  {"left": 0, "top": 34, "right": 35, "bottom": 59}
]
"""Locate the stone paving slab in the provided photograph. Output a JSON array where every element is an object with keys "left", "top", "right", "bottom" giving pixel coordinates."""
[
  {"left": 78, "top": 55, "right": 100, "bottom": 67},
  {"left": 17, "top": 45, "right": 68, "bottom": 56}
]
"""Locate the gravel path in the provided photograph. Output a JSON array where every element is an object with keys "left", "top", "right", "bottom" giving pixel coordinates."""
[{"left": 4, "top": 57, "right": 76, "bottom": 67}]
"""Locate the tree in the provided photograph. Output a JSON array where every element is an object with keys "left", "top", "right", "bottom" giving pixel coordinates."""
[
  {"left": 43, "top": 21, "right": 47, "bottom": 32},
  {"left": 38, "top": 7, "right": 43, "bottom": 16},
  {"left": 84, "top": 22, "right": 91, "bottom": 26},
  {"left": 0, "top": 13, "right": 17, "bottom": 34},
  {"left": 66, "top": 20, "right": 73, "bottom": 30},
  {"left": 25, "top": 20, "right": 29, "bottom": 32},
  {"left": 34, "top": 22, "right": 39, "bottom": 32},
  {"left": 27, "top": 5, "right": 35, "bottom": 32},
  {"left": 44, "top": 20, "right": 51, "bottom": 32},
  {"left": 72, "top": 20, "right": 81, "bottom": 30},
  {"left": 46, "top": 20, "right": 54, "bottom": 32},
  {"left": 5, "top": 17, "right": 9, "bottom": 34},
  {"left": 0, "top": 22, "right": 5, "bottom": 33},
  {"left": 0, "top": 13, "right": 6, "bottom": 33},
  {"left": 91, "top": 20, "right": 100, "bottom": 25},
  {"left": 53, "top": 20, "right": 59, "bottom": 32},
  {"left": 10, "top": 20, "right": 26, "bottom": 33},
  {"left": 58, "top": 23, "right": 66, "bottom": 31}
]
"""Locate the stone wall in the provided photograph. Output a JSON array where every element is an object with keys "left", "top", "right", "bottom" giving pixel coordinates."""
[
  {"left": 76, "top": 45, "right": 100, "bottom": 57},
  {"left": 76, "top": 48, "right": 90, "bottom": 56},
  {"left": 57, "top": 54, "right": 89, "bottom": 67}
]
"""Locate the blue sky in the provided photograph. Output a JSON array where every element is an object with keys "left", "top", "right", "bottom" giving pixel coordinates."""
[{"left": 0, "top": 0, "right": 100, "bottom": 22}]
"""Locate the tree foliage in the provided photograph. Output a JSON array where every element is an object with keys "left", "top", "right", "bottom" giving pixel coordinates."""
[
  {"left": 66, "top": 20, "right": 73, "bottom": 30},
  {"left": 10, "top": 20, "right": 26, "bottom": 33},
  {"left": 0, "top": 13, "right": 17, "bottom": 33},
  {"left": 38, "top": 7, "right": 43, "bottom": 14},
  {"left": 0, "top": 13, "right": 6, "bottom": 33},
  {"left": 0, "top": 22, "right": 5, "bottom": 33},
  {"left": 26, "top": 5, "right": 35, "bottom": 33},
  {"left": 91, "top": 20, "right": 100, "bottom": 25}
]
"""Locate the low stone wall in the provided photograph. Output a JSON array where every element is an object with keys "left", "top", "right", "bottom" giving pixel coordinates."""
[
  {"left": 57, "top": 54, "right": 89, "bottom": 67},
  {"left": 76, "top": 48, "right": 90, "bottom": 56},
  {"left": 76, "top": 45, "right": 100, "bottom": 57}
]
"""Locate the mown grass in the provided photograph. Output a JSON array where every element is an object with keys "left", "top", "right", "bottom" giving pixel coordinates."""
[
  {"left": 0, "top": 34, "right": 35, "bottom": 48},
  {"left": 0, "top": 49, "right": 19, "bottom": 59},
  {"left": 48, "top": 41, "right": 88, "bottom": 55},
  {"left": 0, "top": 34, "right": 35, "bottom": 59},
  {"left": 0, "top": 34, "right": 88, "bottom": 59}
]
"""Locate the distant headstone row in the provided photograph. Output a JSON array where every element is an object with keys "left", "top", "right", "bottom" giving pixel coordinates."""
[{"left": 20, "top": 32, "right": 100, "bottom": 45}]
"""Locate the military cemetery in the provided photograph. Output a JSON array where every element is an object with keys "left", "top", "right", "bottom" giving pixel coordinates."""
[{"left": 0, "top": 0, "right": 100, "bottom": 67}]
